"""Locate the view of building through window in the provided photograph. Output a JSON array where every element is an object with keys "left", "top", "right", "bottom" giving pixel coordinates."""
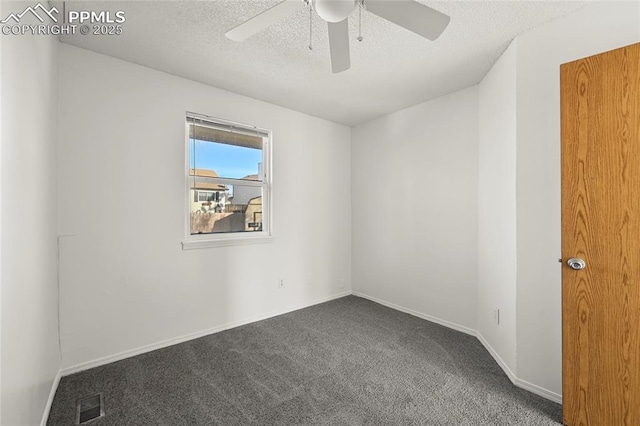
[{"left": 187, "top": 116, "right": 268, "bottom": 236}]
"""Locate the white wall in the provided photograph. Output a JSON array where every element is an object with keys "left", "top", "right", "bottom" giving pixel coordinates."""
[
  {"left": 514, "top": 1, "right": 640, "bottom": 397},
  {"left": 351, "top": 87, "right": 479, "bottom": 331},
  {"left": 477, "top": 40, "right": 517, "bottom": 376},
  {"left": 57, "top": 44, "right": 351, "bottom": 370},
  {"left": 0, "top": 2, "right": 61, "bottom": 424}
]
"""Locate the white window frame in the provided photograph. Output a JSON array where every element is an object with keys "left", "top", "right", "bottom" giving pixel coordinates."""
[{"left": 182, "top": 112, "right": 273, "bottom": 250}]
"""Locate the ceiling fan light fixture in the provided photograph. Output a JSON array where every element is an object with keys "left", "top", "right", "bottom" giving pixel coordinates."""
[{"left": 312, "top": 0, "right": 357, "bottom": 23}]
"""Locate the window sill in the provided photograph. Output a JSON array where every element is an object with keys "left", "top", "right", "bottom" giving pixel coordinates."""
[{"left": 182, "top": 234, "right": 273, "bottom": 250}]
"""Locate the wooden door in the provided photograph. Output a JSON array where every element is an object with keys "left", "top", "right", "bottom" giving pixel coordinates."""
[{"left": 561, "top": 42, "right": 640, "bottom": 426}]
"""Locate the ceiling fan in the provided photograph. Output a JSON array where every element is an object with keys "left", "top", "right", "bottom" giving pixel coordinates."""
[{"left": 225, "top": 0, "right": 450, "bottom": 73}]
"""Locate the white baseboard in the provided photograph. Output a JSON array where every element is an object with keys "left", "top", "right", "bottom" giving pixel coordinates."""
[
  {"left": 475, "top": 332, "right": 516, "bottom": 383},
  {"left": 353, "top": 291, "right": 562, "bottom": 405},
  {"left": 352, "top": 291, "right": 476, "bottom": 336},
  {"left": 476, "top": 332, "right": 562, "bottom": 403},
  {"left": 515, "top": 377, "right": 562, "bottom": 404},
  {"left": 61, "top": 291, "right": 351, "bottom": 376},
  {"left": 59, "top": 289, "right": 562, "bottom": 406},
  {"left": 41, "top": 369, "right": 62, "bottom": 426}
]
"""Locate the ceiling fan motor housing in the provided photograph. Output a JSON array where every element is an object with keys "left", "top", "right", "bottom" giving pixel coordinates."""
[{"left": 312, "top": 0, "right": 358, "bottom": 22}]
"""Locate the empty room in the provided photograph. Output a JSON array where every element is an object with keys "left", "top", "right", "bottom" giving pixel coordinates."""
[{"left": 2, "top": 0, "right": 639, "bottom": 425}]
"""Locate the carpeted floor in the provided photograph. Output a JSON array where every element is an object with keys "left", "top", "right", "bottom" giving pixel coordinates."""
[{"left": 47, "top": 296, "right": 562, "bottom": 425}]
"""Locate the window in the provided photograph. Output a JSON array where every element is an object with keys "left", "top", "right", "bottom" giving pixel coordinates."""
[
  {"left": 197, "top": 191, "right": 220, "bottom": 202},
  {"left": 183, "top": 112, "right": 271, "bottom": 249}
]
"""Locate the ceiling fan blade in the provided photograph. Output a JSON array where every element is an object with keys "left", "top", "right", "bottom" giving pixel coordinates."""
[
  {"left": 365, "top": 0, "right": 450, "bottom": 41},
  {"left": 328, "top": 19, "right": 351, "bottom": 73},
  {"left": 225, "top": 0, "right": 305, "bottom": 42}
]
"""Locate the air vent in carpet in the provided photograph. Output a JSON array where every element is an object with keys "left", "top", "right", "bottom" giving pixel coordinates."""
[{"left": 75, "top": 393, "right": 104, "bottom": 424}]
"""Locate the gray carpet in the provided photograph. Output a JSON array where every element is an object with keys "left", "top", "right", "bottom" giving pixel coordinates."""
[{"left": 47, "top": 296, "right": 562, "bottom": 425}]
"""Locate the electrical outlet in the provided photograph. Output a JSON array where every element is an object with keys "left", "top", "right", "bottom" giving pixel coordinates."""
[
  {"left": 493, "top": 308, "right": 500, "bottom": 325},
  {"left": 278, "top": 278, "right": 284, "bottom": 289}
]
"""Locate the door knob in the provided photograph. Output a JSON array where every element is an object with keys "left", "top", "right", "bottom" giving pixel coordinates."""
[{"left": 567, "top": 258, "right": 586, "bottom": 270}]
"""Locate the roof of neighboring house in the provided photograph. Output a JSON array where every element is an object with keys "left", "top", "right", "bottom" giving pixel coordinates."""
[
  {"left": 242, "top": 174, "right": 259, "bottom": 181},
  {"left": 189, "top": 168, "right": 226, "bottom": 191},
  {"left": 191, "top": 168, "right": 218, "bottom": 178}
]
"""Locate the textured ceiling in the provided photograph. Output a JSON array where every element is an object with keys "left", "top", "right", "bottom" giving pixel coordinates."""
[{"left": 57, "top": 1, "right": 586, "bottom": 125}]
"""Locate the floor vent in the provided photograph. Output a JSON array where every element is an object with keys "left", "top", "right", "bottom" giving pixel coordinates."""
[{"left": 75, "top": 393, "right": 104, "bottom": 424}]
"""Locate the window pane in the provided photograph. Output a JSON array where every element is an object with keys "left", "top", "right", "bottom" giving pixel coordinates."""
[
  {"left": 198, "top": 191, "right": 218, "bottom": 202},
  {"left": 190, "top": 184, "right": 263, "bottom": 235},
  {"left": 190, "top": 138, "right": 262, "bottom": 181}
]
